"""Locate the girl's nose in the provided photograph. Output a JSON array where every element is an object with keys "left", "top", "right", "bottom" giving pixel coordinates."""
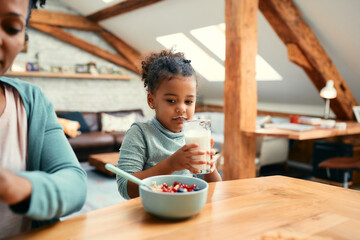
[{"left": 176, "top": 104, "right": 186, "bottom": 113}]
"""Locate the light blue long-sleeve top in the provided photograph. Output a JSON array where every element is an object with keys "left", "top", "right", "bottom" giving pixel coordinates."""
[
  {"left": 117, "top": 117, "right": 193, "bottom": 199},
  {"left": 0, "top": 76, "right": 87, "bottom": 229}
]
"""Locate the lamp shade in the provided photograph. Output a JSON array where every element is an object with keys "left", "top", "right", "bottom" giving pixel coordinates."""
[{"left": 320, "top": 80, "right": 337, "bottom": 99}]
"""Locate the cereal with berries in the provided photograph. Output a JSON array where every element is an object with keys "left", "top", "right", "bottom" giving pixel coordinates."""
[{"left": 151, "top": 181, "right": 200, "bottom": 193}]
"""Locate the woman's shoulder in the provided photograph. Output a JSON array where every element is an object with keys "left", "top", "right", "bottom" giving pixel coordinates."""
[
  {"left": 1, "top": 76, "right": 41, "bottom": 91},
  {"left": 0, "top": 76, "right": 43, "bottom": 99},
  {"left": 1, "top": 76, "right": 52, "bottom": 116}
]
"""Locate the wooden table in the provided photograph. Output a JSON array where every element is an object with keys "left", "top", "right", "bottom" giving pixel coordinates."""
[
  {"left": 9, "top": 176, "right": 360, "bottom": 240},
  {"left": 252, "top": 121, "right": 360, "bottom": 140}
]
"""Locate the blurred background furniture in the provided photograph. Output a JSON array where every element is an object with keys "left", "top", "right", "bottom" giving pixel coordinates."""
[
  {"left": 318, "top": 157, "right": 360, "bottom": 188},
  {"left": 194, "top": 112, "right": 290, "bottom": 175},
  {"left": 88, "top": 152, "right": 119, "bottom": 176},
  {"left": 56, "top": 109, "right": 143, "bottom": 161}
]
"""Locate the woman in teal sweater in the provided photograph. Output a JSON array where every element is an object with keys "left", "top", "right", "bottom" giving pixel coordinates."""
[{"left": 0, "top": 0, "right": 86, "bottom": 238}]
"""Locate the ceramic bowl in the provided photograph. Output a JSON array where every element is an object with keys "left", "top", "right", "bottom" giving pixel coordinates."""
[{"left": 139, "top": 175, "right": 209, "bottom": 219}]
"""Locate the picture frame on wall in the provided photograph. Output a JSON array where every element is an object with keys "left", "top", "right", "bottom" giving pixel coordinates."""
[
  {"left": 353, "top": 106, "right": 360, "bottom": 123},
  {"left": 75, "top": 64, "right": 89, "bottom": 73},
  {"left": 87, "top": 62, "right": 98, "bottom": 75},
  {"left": 26, "top": 62, "right": 39, "bottom": 72}
]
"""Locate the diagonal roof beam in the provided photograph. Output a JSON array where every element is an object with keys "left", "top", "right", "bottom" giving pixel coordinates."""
[
  {"left": 29, "top": 9, "right": 141, "bottom": 73},
  {"left": 29, "top": 9, "right": 102, "bottom": 31},
  {"left": 98, "top": 30, "right": 141, "bottom": 71},
  {"left": 259, "top": 0, "right": 358, "bottom": 120},
  {"left": 30, "top": 23, "right": 139, "bottom": 73},
  {"left": 87, "top": 0, "right": 163, "bottom": 22}
]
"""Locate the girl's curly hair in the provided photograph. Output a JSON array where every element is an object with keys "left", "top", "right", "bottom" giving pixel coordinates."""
[{"left": 141, "top": 49, "right": 196, "bottom": 93}]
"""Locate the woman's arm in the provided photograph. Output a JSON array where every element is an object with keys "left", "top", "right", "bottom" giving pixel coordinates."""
[
  {"left": 0, "top": 168, "right": 32, "bottom": 205},
  {"left": 18, "top": 95, "right": 87, "bottom": 220}
]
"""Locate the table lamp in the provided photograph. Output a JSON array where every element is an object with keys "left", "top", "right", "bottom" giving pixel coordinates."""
[{"left": 320, "top": 80, "right": 337, "bottom": 119}]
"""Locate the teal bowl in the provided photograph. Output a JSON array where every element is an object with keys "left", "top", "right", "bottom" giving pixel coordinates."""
[{"left": 139, "top": 175, "right": 209, "bottom": 219}]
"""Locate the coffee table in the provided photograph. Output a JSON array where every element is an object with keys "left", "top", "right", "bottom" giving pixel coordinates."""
[{"left": 88, "top": 152, "right": 119, "bottom": 176}]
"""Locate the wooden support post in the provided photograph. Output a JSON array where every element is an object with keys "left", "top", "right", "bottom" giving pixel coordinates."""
[{"left": 223, "top": 0, "right": 258, "bottom": 180}]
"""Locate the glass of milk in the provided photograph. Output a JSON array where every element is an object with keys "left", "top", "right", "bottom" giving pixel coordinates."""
[{"left": 183, "top": 119, "right": 211, "bottom": 174}]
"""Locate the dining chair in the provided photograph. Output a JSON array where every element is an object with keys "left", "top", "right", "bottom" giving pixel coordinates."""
[{"left": 318, "top": 157, "right": 360, "bottom": 188}]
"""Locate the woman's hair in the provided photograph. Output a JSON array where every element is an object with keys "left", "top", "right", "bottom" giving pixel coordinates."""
[
  {"left": 141, "top": 49, "right": 196, "bottom": 94},
  {"left": 26, "top": 0, "right": 46, "bottom": 24}
]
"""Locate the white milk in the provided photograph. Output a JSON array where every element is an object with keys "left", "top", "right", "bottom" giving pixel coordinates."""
[{"left": 184, "top": 130, "right": 211, "bottom": 172}]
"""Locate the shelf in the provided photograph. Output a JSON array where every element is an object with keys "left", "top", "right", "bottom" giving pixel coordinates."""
[{"left": 4, "top": 71, "right": 134, "bottom": 80}]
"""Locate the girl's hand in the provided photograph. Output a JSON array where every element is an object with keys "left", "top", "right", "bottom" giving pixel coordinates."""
[
  {"left": 167, "top": 143, "right": 206, "bottom": 174},
  {"left": 203, "top": 138, "right": 222, "bottom": 182},
  {"left": 207, "top": 148, "right": 217, "bottom": 173}
]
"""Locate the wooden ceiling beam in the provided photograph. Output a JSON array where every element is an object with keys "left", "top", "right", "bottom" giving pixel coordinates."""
[
  {"left": 29, "top": 9, "right": 102, "bottom": 31},
  {"left": 87, "top": 0, "right": 163, "bottom": 22},
  {"left": 223, "top": 0, "right": 258, "bottom": 180},
  {"left": 259, "top": 0, "right": 358, "bottom": 120},
  {"left": 30, "top": 23, "right": 138, "bottom": 73},
  {"left": 98, "top": 30, "right": 141, "bottom": 71}
]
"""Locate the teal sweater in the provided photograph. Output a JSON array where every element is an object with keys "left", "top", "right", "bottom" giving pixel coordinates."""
[
  {"left": 0, "top": 77, "right": 87, "bottom": 228},
  {"left": 117, "top": 117, "right": 193, "bottom": 199}
]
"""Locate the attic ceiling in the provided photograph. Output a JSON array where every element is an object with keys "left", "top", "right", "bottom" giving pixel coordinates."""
[{"left": 57, "top": 0, "right": 360, "bottom": 114}]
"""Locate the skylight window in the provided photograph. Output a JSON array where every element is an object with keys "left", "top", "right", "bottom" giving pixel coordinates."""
[
  {"left": 190, "top": 23, "right": 283, "bottom": 81},
  {"left": 157, "top": 23, "right": 282, "bottom": 82},
  {"left": 156, "top": 33, "right": 225, "bottom": 82}
]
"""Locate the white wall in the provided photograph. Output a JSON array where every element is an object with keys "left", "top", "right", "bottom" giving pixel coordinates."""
[{"left": 12, "top": 1, "right": 153, "bottom": 117}]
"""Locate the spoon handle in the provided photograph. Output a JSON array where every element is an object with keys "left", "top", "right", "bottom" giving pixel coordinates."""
[{"left": 105, "top": 164, "right": 145, "bottom": 187}]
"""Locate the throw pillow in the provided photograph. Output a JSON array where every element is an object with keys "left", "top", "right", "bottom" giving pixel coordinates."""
[
  {"left": 57, "top": 111, "right": 90, "bottom": 133},
  {"left": 101, "top": 112, "right": 137, "bottom": 132},
  {"left": 57, "top": 117, "right": 81, "bottom": 138}
]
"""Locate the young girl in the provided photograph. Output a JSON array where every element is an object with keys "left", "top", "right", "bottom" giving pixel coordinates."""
[{"left": 117, "top": 50, "right": 222, "bottom": 199}]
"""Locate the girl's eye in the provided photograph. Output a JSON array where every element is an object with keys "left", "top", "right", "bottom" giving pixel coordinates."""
[
  {"left": 185, "top": 100, "right": 194, "bottom": 104},
  {"left": 167, "top": 99, "right": 175, "bottom": 103}
]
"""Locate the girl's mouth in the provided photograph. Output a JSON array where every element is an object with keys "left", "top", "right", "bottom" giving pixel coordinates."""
[{"left": 172, "top": 116, "right": 187, "bottom": 122}]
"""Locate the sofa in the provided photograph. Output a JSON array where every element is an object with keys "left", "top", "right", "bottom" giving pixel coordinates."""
[
  {"left": 56, "top": 109, "right": 144, "bottom": 162},
  {"left": 194, "top": 112, "right": 290, "bottom": 174}
]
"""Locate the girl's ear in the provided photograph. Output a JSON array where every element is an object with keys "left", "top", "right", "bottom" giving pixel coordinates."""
[{"left": 147, "top": 92, "right": 155, "bottom": 109}]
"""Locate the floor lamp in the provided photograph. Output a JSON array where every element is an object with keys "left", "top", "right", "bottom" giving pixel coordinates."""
[{"left": 320, "top": 80, "right": 337, "bottom": 119}]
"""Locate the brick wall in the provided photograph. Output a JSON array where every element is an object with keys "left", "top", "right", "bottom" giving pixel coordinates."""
[{"left": 12, "top": 1, "right": 153, "bottom": 117}]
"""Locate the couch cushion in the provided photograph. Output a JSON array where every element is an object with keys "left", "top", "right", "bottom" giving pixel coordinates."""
[
  {"left": 82, "top": 112, "right": 100, "bottom": 132},
  {"left": 57, "top": 117, "right": 81, "bottom": 138},
  {"left": 68, "top": 132, "right": 114, "bottom": 149},
  {"left": 57, "top": 111, "right": 90, "bottom": 133},
  {"left": 101, "top": 112, "right": 137, "bottom": 132},
  {"left": 101, "top": 109, "right": 143, "bottom": 130}
]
